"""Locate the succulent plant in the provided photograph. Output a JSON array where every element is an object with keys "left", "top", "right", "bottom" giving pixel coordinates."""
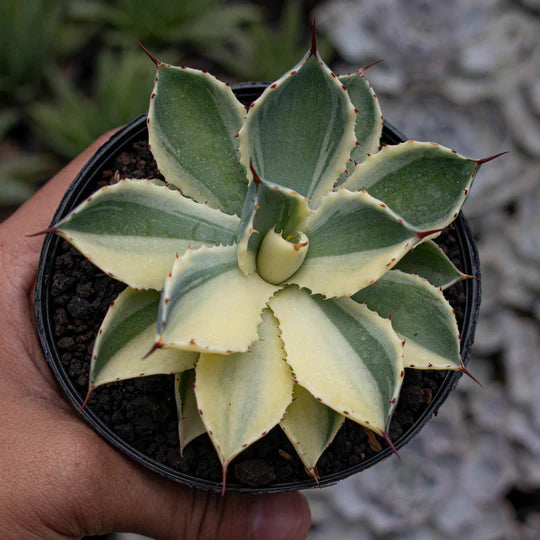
[{"left": 38, "top": 30, "right": 502, "bottom": 492}]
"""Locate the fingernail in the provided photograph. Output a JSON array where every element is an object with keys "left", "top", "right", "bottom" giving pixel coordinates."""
[{"left": 252, "top": 493, "right": 309, "bottom": 540}]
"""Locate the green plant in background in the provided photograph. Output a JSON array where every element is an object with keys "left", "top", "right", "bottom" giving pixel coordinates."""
[
  {"left": 0, "top": 0, "right": 63, "bottom": 102},
  {"left": 70, "top": 0, "right": 260, "bottom": 59},
  {"left": 0, "top": 111, "right": 56, "bottom": 208},
  {"left": 37, "top": 33, "right": 501, "bottom": 492},
  {"left": 0, "top": 0, "right": 97, "bottom": 211},
  {"left": 213, "top": 0, "right": 334, "bottom": 81},
  {"left": 29, "top": 50, "right": 154, "bottom": 159},
  {"left": 0, "top": 0, "right": 92, "bottom": 103}
]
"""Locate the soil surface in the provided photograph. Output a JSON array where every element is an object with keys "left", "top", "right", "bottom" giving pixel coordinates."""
[{"left": 49, "top": 139, "right": 465, "bottom": 489}]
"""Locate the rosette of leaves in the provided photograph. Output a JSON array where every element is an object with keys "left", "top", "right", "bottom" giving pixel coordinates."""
[{"left": 40, "top": 32, "right": 501, "bottom": 492}]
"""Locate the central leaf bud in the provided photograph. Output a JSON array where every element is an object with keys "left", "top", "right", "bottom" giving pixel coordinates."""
[{"left": 256, "top": 229, "right": 309, "bottom": 285}]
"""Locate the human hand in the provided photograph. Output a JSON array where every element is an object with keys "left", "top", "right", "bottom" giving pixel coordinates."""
[{"left": 0, "top": 132, "right": 311, "bottom": 539}]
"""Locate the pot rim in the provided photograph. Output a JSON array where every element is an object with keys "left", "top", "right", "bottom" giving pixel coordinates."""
[{"left": 35, "top": 83, "right": 481, "bottom": 494}]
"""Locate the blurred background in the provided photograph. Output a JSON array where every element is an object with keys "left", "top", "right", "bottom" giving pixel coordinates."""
[{"left": 2, "top": 0, "right": 539, "bottom": 538}]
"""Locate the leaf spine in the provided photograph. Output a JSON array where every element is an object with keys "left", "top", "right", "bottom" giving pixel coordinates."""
[
  {"left": 136, "top": 40, "right": 162, "bottom": 67},
  {"left": 383, "top": 431, "right": 401, "bottom": 461},
  {"left": 26, "top": 226, "right": 58, "bottom": 237},
  {"left": 358, "top": 59, "right": 383, "bottom": 73},
  {"left": 474, "top": 151, "right": 508, "bottom": 165},
  {"left": 459, "top": 366, "right": 482, "bottom": 386},
  {"left": 143, "top": 341, "right": 162, "bottom": 359},
  {"left": 79, "top": 384, "right": 95, "bottom": 413}
]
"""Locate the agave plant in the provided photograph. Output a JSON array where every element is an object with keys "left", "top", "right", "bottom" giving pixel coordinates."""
[{"left": 38, "top": 31, "right": 501, "bottom": 492}]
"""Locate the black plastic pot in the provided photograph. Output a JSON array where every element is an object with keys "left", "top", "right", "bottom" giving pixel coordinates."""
[{"left": 35, "top": 83, "right": 481, "bottom": 494}]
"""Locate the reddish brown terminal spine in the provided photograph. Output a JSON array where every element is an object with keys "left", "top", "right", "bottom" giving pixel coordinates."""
[{"left": 136, "top": 41, "right": 162, "bottom": 67}]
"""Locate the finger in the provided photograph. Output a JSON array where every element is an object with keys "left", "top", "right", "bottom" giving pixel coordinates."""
[
  {"left": 0, "top": 129, "right": 120, "bottom": 292},
  {"left": 3, "top": 397, "right": 311, "bottom": 540},
  {"left": 123, "top": 478, "right": 312, "bottom": 540},
  {"left": 68, "top": 438, "right": 311, "bottom": 540}
]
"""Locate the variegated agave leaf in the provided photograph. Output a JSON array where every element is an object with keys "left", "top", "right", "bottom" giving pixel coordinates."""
[
  {"left": 344, "top": 142, "right": 504, "bottom": 231},
  {"left": 338, "top": 68, "right": 382, "bottom": 179},
  {"left": 50, "top": 179, "right": 239, "bottom": 290},
  {"left": 353, "top": 271, "right": 463, "bottom": 371},
  {"left": 280, "top": 384, "right": 345, "bottom": 480},
  {"left": 195, "top": 308, "right": 293, "bottom": 493},
  {"left": 145, "top": 47, "right": 247, "bottom": 216},
  {"left": 238, "top": 39, "right": 357, "bottom": 209},
  {"left": 395, "top": 240, "right": 472, "bottom": 289},
  {"left": 270, "top": 286, "right": 404, "bottom": 436},
  {"left": 155, "top": 244, "right": 279, "bottom": 354},
  {"left": 175, "top": 370, "right": 206, "bottom": 456},
  {"left": 88, "top": 288, "right": 197, "bottom": 391},
  {"left": 287, "top": 189, "right": 423, "bottom": 298}
]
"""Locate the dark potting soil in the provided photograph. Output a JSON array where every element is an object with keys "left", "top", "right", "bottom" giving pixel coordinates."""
[{"left": 50, "top": 139, "right": 464, "bottom": 489}]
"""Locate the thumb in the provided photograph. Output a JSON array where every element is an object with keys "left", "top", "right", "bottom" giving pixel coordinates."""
[
  {"left": 78, "top": 449, "right": 311, "bottom": 540},
  {"left": 130, "top": 483, "right": 311, "bottom": 540}
]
